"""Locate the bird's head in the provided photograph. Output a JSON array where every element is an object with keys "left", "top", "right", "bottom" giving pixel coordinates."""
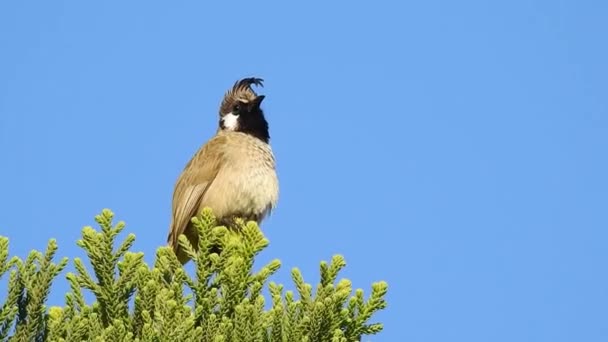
[{"left": 218, "top": 77, "right": 269, "bottom": 142}]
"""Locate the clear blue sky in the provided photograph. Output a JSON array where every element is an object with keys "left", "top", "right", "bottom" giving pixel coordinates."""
[{"left": 1, "top": 1, "right": 607, "bottom": 341}]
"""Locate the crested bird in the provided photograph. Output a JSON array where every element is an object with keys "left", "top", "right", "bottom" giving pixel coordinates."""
[{"left": 167, "top": 77, "right": 279, "bottom": 264}]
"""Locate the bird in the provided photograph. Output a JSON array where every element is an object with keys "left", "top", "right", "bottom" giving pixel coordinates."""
[{"left": 167, "top": 77, "right": 279, "bottom": 264}]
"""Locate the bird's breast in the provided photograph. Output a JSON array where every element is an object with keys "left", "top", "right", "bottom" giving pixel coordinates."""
[{"left": 202, "top": 133, "right": 279, "bottom": 221}]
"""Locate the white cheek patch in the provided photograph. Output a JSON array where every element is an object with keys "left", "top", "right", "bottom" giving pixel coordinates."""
[{"left": 222, "top": 113, "right": 239, "bottom": 130}]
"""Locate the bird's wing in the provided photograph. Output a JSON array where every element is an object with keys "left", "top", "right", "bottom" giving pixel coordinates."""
[{"left": 167, "top": 135, "right": 227, "bottom": 251}]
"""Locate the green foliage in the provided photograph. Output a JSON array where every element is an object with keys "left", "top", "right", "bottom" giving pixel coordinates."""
[{"left": 0, "top": 209, "right": 388, "bottom": 341}]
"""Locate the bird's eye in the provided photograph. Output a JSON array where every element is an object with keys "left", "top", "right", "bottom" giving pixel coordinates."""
[{"left": 233, "top": 104, "right": 241, "bottom": 113}]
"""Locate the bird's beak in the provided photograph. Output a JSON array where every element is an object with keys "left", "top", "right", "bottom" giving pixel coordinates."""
[{"left": 252, "top": 95, "right": 265, "bottom": 109}]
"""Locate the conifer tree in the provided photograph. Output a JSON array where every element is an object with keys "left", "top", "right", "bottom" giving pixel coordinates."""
[{"left": 0, "top": 209, "right": 388, "bottom": 341}]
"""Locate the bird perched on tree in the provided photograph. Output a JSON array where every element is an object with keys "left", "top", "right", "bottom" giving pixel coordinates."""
[{"left": 167, "top": 77, "right": 279, "bottom": 264}]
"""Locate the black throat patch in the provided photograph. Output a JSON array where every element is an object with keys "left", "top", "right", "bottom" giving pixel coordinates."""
[{"left": 238, "top": 108, "right": 270, "bottom": 143}]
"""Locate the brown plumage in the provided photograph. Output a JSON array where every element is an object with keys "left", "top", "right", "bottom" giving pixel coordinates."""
[
  {"left": 167, "top": 77, "right": 279, "bottom": 264},
  {"left": 219, "top": 77, "right": 264, "bottom": 116}
]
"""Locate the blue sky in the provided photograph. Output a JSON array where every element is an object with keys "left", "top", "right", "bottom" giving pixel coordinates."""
[{"left": 1, "top": 1, "right": 607, "bottom": 341}]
